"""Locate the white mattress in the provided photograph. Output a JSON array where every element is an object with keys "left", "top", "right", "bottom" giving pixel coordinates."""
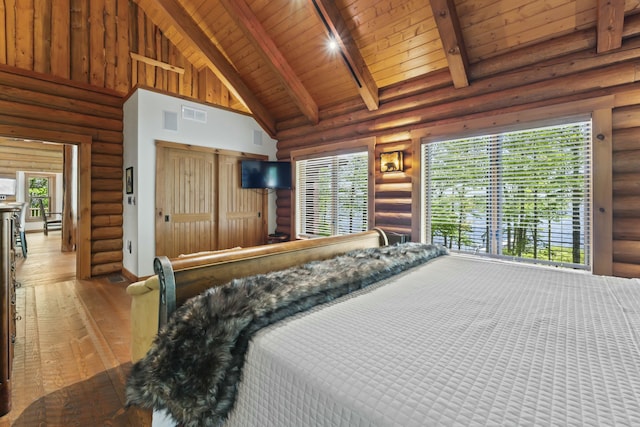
[{"left": 225, "top": 255, "right": 640, "bottom": 426}]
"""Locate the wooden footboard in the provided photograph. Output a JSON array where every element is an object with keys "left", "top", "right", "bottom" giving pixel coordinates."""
[
  {"left": 127, "top": 229, "right": 387, "bottom": 360},
  {"left": 154, "top": 229, "right": 388, "bottom": 328}
]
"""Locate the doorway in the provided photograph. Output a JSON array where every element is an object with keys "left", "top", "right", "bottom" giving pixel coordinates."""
[{"left": 0, "top": 132, "right": 90, "bottom": 278}]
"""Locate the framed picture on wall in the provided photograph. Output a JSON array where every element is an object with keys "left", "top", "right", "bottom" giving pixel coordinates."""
[{"left": 126, "top": 167, "right": 134, "bottom": 194}]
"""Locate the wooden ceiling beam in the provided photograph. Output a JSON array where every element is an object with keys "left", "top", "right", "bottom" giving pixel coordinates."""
[
  {"left": 219, "top": 0, "right": 319, "bottom": 125},
  {"left": 597, "top": 0, "right": 625, "bottom": 53},
  {"left": 152, "top": 0, "right": 276, "bottom": 136},
  {"left": 310, "top": 0, "right": 379, "bottom": 111},
  {"left": 430, "top": 0, "right": 470, "bottom": 88}
]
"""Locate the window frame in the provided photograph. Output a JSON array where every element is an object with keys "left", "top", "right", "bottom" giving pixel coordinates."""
[
  {"left": 414, "top": 98, "right": 613, "bottom": 275},
  {"left": 25, "top": 173, "right": 57, "bottom": 222},
  {"left": 291, "top": 138, "right": 375, "bottom": 240},
  {"left": 421, "top": 118, "right": 593, "bottom": 269}
]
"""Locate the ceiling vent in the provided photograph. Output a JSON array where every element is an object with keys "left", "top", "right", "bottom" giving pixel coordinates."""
[{"left": 182, "top": 105, "right": 207, "bottom": 123}]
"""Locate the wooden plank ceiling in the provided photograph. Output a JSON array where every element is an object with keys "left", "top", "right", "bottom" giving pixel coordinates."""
[{"left": 130, "top": 0, "right": 640, "bottom": 137}]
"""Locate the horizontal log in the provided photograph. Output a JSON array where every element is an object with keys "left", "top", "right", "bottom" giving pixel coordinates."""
[
  {"left": 376, "top": 225, "right": 413, "bottom": 237},
  {"left": 0, "top": 113, "right": 123, "bottom": 143},
  {"left": 91, "top": 191, "right": 122, "bottom": 204},
  {"left": 0, "top": 99, "right": 122, "bottom": 132},
  {"left": 0, "top": 84, "right": 122, "bottom": 119},
  {"left": 613, "top": 218, "right": 640, "bottom": 240},
  {"left": 613, "top": 173, "right": 640, "bottom": 195},
  {"left": 91, "top": 141, "right": 123, "bottom": 156},
  {"left": 279, "top": 63, "right": 633, "bottom": 148},
  {"left": 91, "top": 250, "right": 123, "bottom": 264},
  {"left": 275, "top": 207, "right": 291, "bottom": 218},
  {"left": 375, "top": 172, "right": 412, "bottom": 185},
  {"left": 612, "top": 262, "right": 640, "bottom": 278},
  {"left": 92, "top": 153, "right": 122, "bottom": 167},
  {"left": 375, "top": 199, "right": 412, "bottom": 213},
  {"left": 374, "top": 212, "right": 412, "bottom": 226},
  {"left": 613, "top": 150, "right": 640, "bottom": 173},
  {"left": 91, "top": 262, "right": 123, "bottom": 277},
  {"left": 91, "top": 225, "right": 123, "bottom": 239},
  {"left": 612, "top": 127, "right": 640, "bottom": 151},
  {"left": 91, "top": 215, "right": 123, "bottom": 227},
  {"left": 613, "top": 196, "right": 640, "bottom": 217},
  {"left": 278, "top": 44, "right": 640, "bottom": 146},
  {"left": 91, "top": 203, "right": 123, "bottom": 216},
  {"left": 612, "top": 105, "right": 640, "bottom": 129},
  {"left": 91, "top": 178, "right": 122, "bottom": 191},
  {"left": 91, "top": 165, "right": 122, "bottom": 179},
  {"left": 613, "top": 240, "right": 640, "bottom": 264},
  {"left": 0, "top": 64, "right": 123, "bottom": 107},
  {"left": 275, "top": 196, "right": 291, "bottom": 208},
  {"left": 91, "top": 238, "right": 123, "bottom": 252}
]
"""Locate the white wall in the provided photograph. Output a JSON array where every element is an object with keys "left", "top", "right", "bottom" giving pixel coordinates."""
[{"left": 123, "top": 89, "right": 278, "bottom": 277}]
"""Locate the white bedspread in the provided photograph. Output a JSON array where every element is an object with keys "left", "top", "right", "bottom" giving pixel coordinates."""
[{"left": 225, "top": 255, "right": 640, "bottom": 426}]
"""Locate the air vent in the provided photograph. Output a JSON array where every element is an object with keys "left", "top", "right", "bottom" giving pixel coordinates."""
[
  {"left": 182, "top": 105, "right": 207, "bottom": 123},
  {"left": 163, "top": 111, "right": 178, "bottom": 131},
  {"left": 253, "top": 130, "right": 263, "bottom": 146}
]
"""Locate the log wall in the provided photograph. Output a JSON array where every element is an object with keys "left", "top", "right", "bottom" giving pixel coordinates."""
[
  {"left": 275, "top": 18, "right": 640, "bottom": 278},
  {"left": 0, "top": 64, "right": 122, "bottom": 277},
  {"left": 0, "top": 0, "right": 244, "bottom": 111}
]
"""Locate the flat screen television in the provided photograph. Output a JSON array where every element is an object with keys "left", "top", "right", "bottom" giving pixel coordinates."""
[
  {"left": 0, "top": 178, "right": 16, "bottom": 196},
  {"left": 241, "top": 160, "right": 292, "bottom": 189}
]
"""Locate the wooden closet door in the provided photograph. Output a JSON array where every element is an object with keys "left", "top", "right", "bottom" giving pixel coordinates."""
[
  {"left": 156, "top": 145, "right": 217, "bottom": 258},
  {"left": 217, "top": 154, "right": 267, "bottom": 249}
]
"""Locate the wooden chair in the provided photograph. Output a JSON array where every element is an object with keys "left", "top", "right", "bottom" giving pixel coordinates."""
[{"left": 36, "top": 198, "right": 62, "bottom": 236}]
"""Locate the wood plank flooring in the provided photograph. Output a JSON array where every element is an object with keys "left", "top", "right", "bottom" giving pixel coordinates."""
[{"left": 1, "top": 231, "right": 152, "bottom": 426}]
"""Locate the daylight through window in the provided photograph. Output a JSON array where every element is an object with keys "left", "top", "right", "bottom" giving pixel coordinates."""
[
  {"left": 296, "top": 151, "right": 369, "bottom": 238},
  {"left": 422, "top": 120, "right": 592, "bottom": 269}
]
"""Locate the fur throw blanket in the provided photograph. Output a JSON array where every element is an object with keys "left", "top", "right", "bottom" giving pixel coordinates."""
[{"left": 126, "top": 242, "right": 448, "bottom": 426}]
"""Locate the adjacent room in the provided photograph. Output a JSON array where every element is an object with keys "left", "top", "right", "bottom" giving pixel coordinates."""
[{"left": 1, "top": 0, "right": 640, "bottom": 425}]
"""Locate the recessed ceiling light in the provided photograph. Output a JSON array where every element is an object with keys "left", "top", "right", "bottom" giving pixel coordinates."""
[{"left": 328, "top": 37, "right": 338, "bottom": 51}]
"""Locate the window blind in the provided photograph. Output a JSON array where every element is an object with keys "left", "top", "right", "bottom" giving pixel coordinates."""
[
  {"left": 296, "top": 151, "right": 368, "bottom": 238},
  {"left": 423, "top": 120, "right": 592, "bottom": 268}
]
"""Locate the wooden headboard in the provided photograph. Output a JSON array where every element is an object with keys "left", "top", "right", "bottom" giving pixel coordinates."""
[{"left": 153, "top": 229, "right": 388, "bottom": 328}]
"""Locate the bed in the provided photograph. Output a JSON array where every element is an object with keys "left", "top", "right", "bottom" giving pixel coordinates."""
[{"left": 126, "top": 230, "right": 640, "bottom": 426}]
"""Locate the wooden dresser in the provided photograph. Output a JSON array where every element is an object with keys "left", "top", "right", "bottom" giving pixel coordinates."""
[{"left": 0, "top": 204, "right": 19, "bottom": 416}]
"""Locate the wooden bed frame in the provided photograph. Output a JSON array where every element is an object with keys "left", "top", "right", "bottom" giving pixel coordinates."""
[{"left": 127, "top": 229, "right": 388, "bottom": 361}]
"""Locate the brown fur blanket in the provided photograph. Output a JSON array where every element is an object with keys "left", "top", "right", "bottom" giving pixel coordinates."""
[{"left": 126, "top": 242, "right": 448, "bottom": 426}]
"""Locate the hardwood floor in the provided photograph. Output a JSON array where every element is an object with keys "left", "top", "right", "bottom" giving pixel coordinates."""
[{"left": 1, "top": 231, "right": 152, "bottom": 426}]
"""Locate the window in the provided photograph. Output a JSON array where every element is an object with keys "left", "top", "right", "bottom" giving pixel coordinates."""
[
  {"left": 26, "top": 174, "right": 56, "bottom": 221},
  {"left": 296, "top": 151, "right": 369, "bottom": 238},
  {"left": 422, "top": 119, "right": 592, "bottom": 269}
]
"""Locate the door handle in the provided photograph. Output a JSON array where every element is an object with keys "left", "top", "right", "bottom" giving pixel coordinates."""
[{"left": 165, "top": 215, "right": 170, "bottom": 222}]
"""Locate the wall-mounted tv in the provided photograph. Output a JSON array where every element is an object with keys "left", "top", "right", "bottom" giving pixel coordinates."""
[
  {"left": 0, "top": 178, "right": 16, "bottom": 196},
  {"left": 241, "top": 160, "right": 292, "bottom": 189}
]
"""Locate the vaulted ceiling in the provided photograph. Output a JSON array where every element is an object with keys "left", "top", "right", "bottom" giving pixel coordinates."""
[{"left": 132, "top": 0, "right": 639, "bottom": 137}]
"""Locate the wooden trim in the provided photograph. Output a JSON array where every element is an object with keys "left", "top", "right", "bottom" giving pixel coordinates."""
[
  {"left": 597, "top": 0, "right": 625, "bottom": 53},
  {"left": 414, "top": 95, "right": 615, "bottom": 143},
  {"left": 130, "top": 52, "right": 185, "bottom": 74},
  {"left": 155, "top": 139, "right": 268, "bottom": 159},
  {"left": 592, "top": 108, "right": 614, "bottom": 275},
  {"left": 289, "top": 137, "right": 375, "bottom": 239},
  {"left": 310, "top": 0, "right": 379, "bottom": 111},
  {"left": 410, "top": 136, "right": 422, "bottom": 243},
  {"left": 157, "top": 229, "right": 388, "bottom": 323},
  {"left": 430, "top": 0, "right": 469, "bottom": 88},
  {"left": 219, "top": 0, "right": 318, "bottom": 124}
]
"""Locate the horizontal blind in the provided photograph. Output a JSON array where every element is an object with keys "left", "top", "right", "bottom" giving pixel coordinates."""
[
  {"left": 423, "top": 120, "right": 592, "bottom": 268},
  {"left": 296, "top": 151, "right": 368, "bottom": 238}
]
